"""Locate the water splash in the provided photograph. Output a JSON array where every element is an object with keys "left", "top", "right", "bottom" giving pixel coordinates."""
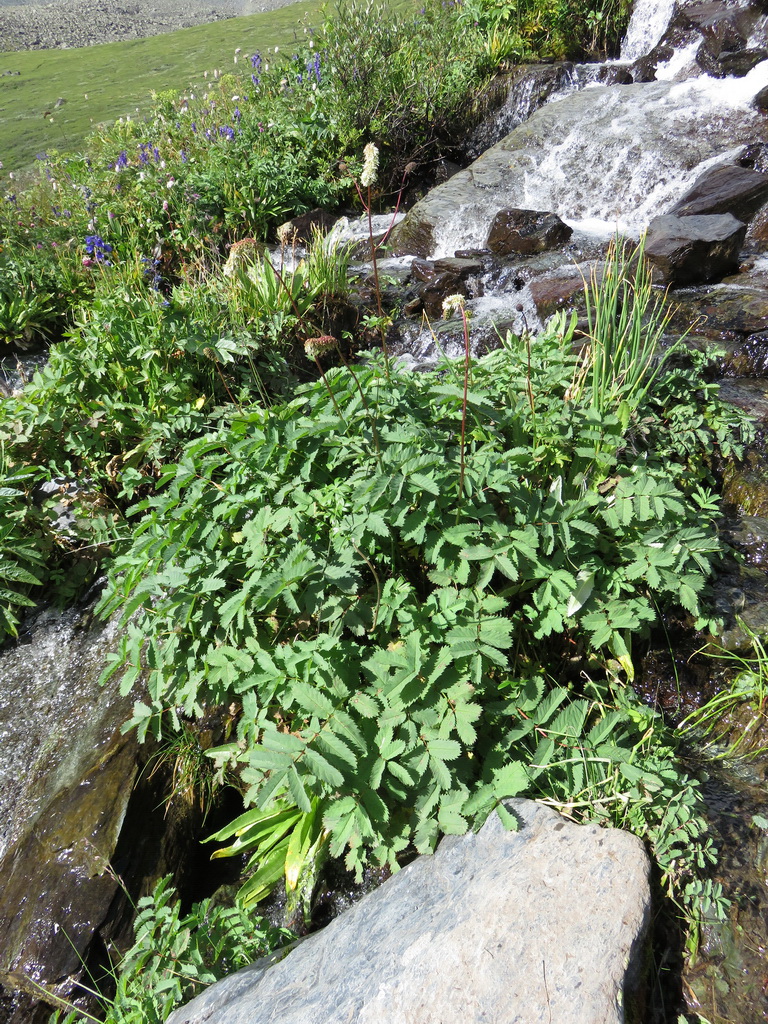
[{"left": 620, "top": 0, "right": 677, "bottom": 60}]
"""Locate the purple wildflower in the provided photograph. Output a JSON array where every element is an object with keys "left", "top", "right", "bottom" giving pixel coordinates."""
[{"left": 83, "top": 234, "right": 113, "bottom": 264}]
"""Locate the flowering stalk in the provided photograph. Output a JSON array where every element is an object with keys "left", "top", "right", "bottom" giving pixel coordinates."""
[{"left": 356, "top": 143, "right": 390, "bottom": 379}]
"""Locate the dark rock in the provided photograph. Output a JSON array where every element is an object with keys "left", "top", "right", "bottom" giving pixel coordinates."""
[
  {"left": 166, "top": 800, "right": 651, "bottom": 1024},
  {"left": 716, "top": 47, "right": 768, "bottom": 76},
  {"left": 681, "top": 0, "right": 753, "bottom": 52},
  {"left": 528, "top": 265, "right": 590, "bottom": 319},
  {"left": 630, "top": 54, "right": 662, "bottom": 82},
  {"left": 486, "top": 208, "right": 572, "bottom": 256},
  {"left": 696, "top": 41, "right": 768, "bottom": 75},
  {"left": 645, "top": 213, "right": 746, "bottom": 285},
  {"left": 754, "top": 85, "right": 768, "bottom": 112},
  {"left": 669, "top": 165, "right": 768, "bottom": 223},
  {"left": 417, "top": 271, "right": 464, "bottom": 319},
  {"left": 410, "top": 259, "right": 438, "bottom": 283},
  {"left": 739, "top": 142, "right": 768, "bottom": 176},
  {"left": 433, "top": 159, "right": 461, "bottom": 183},
  {"left": 277, "top": 209, "right": 336, "bottom": 244},
  {"left": 595, "top": 64, "right": 634, "bottom": 85},
  {"left": 665, "top": 285, "right": 768, "bottom": 340},
  {"left": 433, "top": 256, "right": 485, "bottom": 277}
]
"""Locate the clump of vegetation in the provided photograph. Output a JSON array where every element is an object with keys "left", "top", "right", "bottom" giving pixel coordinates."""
[
  {"left": 53, "top": 876, "right": 292, "bottom": 1024},
  {"left": 95, "top": 250, "right": 743, "bottom": 934},
  {"left": 0, "top": 0, "right": 746, "bottom": 1016}
]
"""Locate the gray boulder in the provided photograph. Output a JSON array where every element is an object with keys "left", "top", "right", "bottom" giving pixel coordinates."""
[
  {"left": 486, "top": 208, "right": 573, "bottom": 255},
  {"left": 644, "top": 213, "right": 746, "bottom": 285},
  {"left": 167, "top": 800, "right": 651, "bottom": 1024}
]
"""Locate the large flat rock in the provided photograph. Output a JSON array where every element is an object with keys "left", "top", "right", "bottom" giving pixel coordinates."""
[{"left": 167, "top": 800, "right": 651, "bottom": 1024}]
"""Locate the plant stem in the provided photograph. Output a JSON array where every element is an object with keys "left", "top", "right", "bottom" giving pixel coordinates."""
[
  {"left": 366, "top": 186, "right": 390, "bottom": 378},
  {"left": 313, "top": 356, "right": 346, "bottom": 424},
  {"left": 458, "top": 305, "right": 471, "bottom": 502},
  {"left": 334, "top": 344, "right": 381, "bottom": 458}
]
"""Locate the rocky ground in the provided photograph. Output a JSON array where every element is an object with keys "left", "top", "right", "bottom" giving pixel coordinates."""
[{"left": 0, "top": 0, "right": 301, "bottom": 50}]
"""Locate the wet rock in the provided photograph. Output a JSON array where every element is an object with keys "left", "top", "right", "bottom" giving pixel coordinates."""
[
  {"left": 682, "top": 0, "right": 753, "bottom": 49},
  {"left": 528, "top": 265, "right": 590, "bottom": 319},
  {"left": 754, "top": 84, "right": 768, "bottom": 112},
  {"left": 406, "top": 259, "right": 483, "bottom": 318},
  {"left": 645, "top": 214, "right": 747, "bottom": 285},
  {"left": 694, "top": 41, "right": 766, "bottom": 77},
  {"left": 595, "top": 64, "right": 634, "bottom": 85},
  {"left": 665, "top": 284, "right": 768, "bottom": 340},
  {"left": 389, "top": 80, "right": 761, "bottom": 259},
  {"left": 722, "top": 446, "right": 768, "bottom": 518},
  {"left": 467, "top": 63, "right": 577, "bottom": 158},
  {"left": 668, "top": 165, "right": 768, "bottom": 223},
  {"left": 715, "top": 47, "right": 768, "bottom": 76},
  {"left": 722, "top": 515, "right": 768, "bottom": 568},
  {"left": 486, "top": 208, "right": 573, "bottom": 256},
  {"left": 719, "top": 377, "right": 768, "bottom": 419},
  {"left": 410, "top": 259, "right": 439, "bottom": 283},
  {"left": 711, "top": 332, "right": 768, "bottom": 376},
  {"left": 277, "top": 209, "right": 336, "bottom": 244},
  {"left": 418, "top": 271, "right": 465, "bottom": 319},
  {"left": 710, "top": 561, "right": 768, "bottom": 649},
  {"left": 433, "top": 256, "right": 485, "bottom": 278},
  {"left": 166, "top": 800, "right": 651, "bottom": 1024},
  {"left": 0, "top": 605, "right": 216, "bottom": 1021},
  {"left": 0, "top": 608, "right": 136, "bottom": 1013}
]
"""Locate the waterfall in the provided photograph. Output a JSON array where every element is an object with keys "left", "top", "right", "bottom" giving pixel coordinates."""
[{"left": 620, "top": 0, "right": 677, "bottom": 60}]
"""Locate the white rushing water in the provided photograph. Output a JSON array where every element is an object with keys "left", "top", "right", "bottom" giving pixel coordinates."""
[
  {"left": 620, "top": 0, "right": 677, "bottom": 60},
  {"left": 429, "top": 57, "right": 768, "bottom": 257}
]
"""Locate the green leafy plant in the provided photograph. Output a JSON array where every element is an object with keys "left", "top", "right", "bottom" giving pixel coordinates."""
[
  {"left": 52, "top": 876, "right": 292, "bottom": 1024},
  {"left": 97, "top": 271, "right": 744, "bottom": 916},
  {"left": 0, "top": 461, "right": 47, "bottom": 640}
]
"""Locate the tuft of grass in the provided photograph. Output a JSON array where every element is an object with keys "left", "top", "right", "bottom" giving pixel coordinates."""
[{"left": 681, "top": 627, "right": 768, "bottom": 759}]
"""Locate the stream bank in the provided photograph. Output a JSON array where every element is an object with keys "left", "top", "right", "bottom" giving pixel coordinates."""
[{"left": 6, "top": 0, "right": 768, "bottom": 1020}]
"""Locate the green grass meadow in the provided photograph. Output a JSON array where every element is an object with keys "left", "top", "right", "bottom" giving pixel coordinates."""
[{"left": 0, "top": 1, "right": 324, "bottom": 176}]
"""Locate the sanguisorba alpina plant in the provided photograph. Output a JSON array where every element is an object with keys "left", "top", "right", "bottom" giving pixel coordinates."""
[{"left": 355, "top": 142, "right": 390, "bottom": 376}]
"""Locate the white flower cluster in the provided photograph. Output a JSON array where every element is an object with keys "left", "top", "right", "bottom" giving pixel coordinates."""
[{"left": 361, "top": 143, "right": 379, "bottom": 188}]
